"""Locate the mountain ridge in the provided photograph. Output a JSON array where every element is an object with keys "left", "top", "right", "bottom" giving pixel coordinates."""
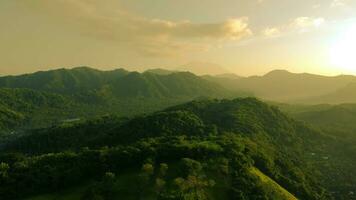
[{"left": 0, "top": 67, "right": 239, "bottom": 132}]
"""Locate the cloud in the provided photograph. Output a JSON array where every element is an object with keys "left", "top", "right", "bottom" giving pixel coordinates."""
[
  {"left": 22, "top": 0, "right": 252, "bottom": 57},
  {"left": 331, "top": 0, "right": 347, "bottom": 7},
  {"left": 262, "top": 28, "right": 281, "bottom": 38},
  {"left": 262, "top": 17, "right": 325, "bottom": 37},
  {"left": 291, "top": 17, "right": 325, "bottom": 29}
]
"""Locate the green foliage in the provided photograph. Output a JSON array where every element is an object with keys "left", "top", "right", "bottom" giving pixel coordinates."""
[
  {"left": 279, "top": 103, "right": 356, "bottom": 199},
  {"left": 0, "top": 67, "right": 236, "bottom": 132},
  {"left": 0, "top": 98, "right": 332, "bottom": 200},
  {"left": 81, "top": 172, "right": 118, "bottom": 200}
]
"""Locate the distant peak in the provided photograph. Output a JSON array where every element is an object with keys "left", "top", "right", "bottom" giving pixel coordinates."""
[
  {"left": 215, "top": 73, "right": 243, "bottom": 79},
  {"left": 264, "top": 69, "right": 293, "bottom": 77},
  {"left": 144, "top": 68, "right": 178, "bottom": 75},
  {"left": 70, "top": 66, "right": 99, "bottom": 71}
]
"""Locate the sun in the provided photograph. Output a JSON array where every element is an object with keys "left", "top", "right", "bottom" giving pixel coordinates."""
[{"left": 329, "top": 24, "right": 356, "bottom": 74}]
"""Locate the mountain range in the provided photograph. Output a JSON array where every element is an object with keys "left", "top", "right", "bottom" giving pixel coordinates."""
[
  {"left": 0, "top": 67, "right": 241, "bottom": 132},
  {"left": 206, "top": 69, "right": 356, "bottom": 103},
  {"left": 2, "top": 66, "right": 356, "bottom": 133},
  {"left": 1, "top": 67, "right": 356, "bottom": 199}
]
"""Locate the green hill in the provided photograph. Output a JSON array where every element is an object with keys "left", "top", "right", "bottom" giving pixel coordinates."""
[
  {"left": 0, "top": 67, "right": 238, "bottom": 132},
  {"left": 0, "top": 104, "right": 24, "bottom": 134},
  {"left": 0, "top": 67, "right": 230, "bottom": 99},
  {"left": 0, "top": 98, "right": 330, "bottom": 200},
  {"left": 0, "top": 88, "right": 78, "bottom": 132},
  {"left": 0, "top": 67, "right": 129, "bottom": 95}
]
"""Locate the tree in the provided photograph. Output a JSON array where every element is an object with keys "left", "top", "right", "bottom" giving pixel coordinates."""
[{"left": 0, "top": 162, "right": 9, "bottom": 179}]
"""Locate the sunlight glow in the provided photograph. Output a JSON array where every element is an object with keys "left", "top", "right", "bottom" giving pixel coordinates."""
[{"left": 330, "top": 24, "right": 356, "bottom": 73}]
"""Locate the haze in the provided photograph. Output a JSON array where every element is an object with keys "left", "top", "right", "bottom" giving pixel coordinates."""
[{"left": 1, "top": 0, "right": 356, "bottom": 76}]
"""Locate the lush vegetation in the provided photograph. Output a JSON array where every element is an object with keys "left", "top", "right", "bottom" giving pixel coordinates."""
[
  {"left": 0, "top": 98, "right": 335, "bottom": 199},
  {"left": 277, "top": 103, "right": 356, "bottom": 199},
  {"left": 0, "top": 67, "right": 241, "bottom": 133},
  {"left": 2, "top": 67, "right": 356, "bottom": 199}
]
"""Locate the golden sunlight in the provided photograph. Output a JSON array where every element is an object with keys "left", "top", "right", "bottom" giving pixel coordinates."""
[{"left": 330, "top": 24, "right": 356, "bottom": 73}]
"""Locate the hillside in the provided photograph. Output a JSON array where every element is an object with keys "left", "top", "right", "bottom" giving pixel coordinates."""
[
  {"left": 207, "top": 70, "right": 356, "bottom": 103},
  {"left": 0, "top": 98, "right": 332, "bottom": 199},
  {"left": 0, "top": 67, "right": 129, "bottom": 94},
  {"left": 282, "top": 103, "right": 356, "bottom": 141},
  {"left": 0, "top": 67, "right": 237, "bottom": 131},
  {"left": 144, "top": 68, "right": 178, "bottom": 75},
  {"left": 0, "top": 88, "right": 78, "bottom": 133},
  {"left": 0, "top": 67, "right": 231, "bottom": 99},
  {"left": 0, "top": 104, "right": 24, "bottom": 134}
]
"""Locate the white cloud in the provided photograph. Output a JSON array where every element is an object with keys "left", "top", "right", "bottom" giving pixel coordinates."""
[
  {"left": 263, "top": 17, "right": 325, "bottom": 37},
  {"left": 291, "top": 17, "right": 325, "bottom": 29},
  {"left": 262, "top": 27, "right": 281, "bottom": 37}
]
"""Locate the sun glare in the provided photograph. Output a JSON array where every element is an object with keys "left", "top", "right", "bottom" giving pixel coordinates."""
[{"left": 330, "top": 24, "right": 356, "bottom": 73}]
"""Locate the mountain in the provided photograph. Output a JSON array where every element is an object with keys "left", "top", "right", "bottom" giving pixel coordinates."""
[
  {"left": 110, "top": 71, "right": 230, "bottom": 98},
  {"left": 207, "top": 69, "right": 356, "bottom": 103},
  {"left": 0, "top": 67, "right": 230, "bottom": 99},
  {"left": 0, "top": 67, "right": 129, "bottom": 95},
  {"left": 144, "top": 68, "right": 178, "bottom": 75},
  {"left": 0, "top": 98, "right": 331, "bottom": 200},
  {"left": 0, "top": 67, "right": 238, "bottom": 132},
  {"left": 214, "top": 73, "right": 243, "bottom": 80}
]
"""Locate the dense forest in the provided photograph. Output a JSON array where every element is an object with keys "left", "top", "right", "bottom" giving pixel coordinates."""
[
  {"left": 0, "top": 98, "right": 355, "bottom": 199},
  {"left": 0, "top": 67, "right": 244, "bottom": 133},
  {"left": 1, "top": 68, "right": 356, "bottom": 199},
  {"left": 0, "top": 98, "right": 326, "bottom": 199}
]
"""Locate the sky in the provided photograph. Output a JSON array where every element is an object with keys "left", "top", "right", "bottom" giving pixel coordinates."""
[{"left": 1, "top": 0, "right": 356, "bottom": 76}]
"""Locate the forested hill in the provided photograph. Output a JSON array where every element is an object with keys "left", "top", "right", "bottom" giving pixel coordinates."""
[
  {"left": 1, "top": 98, "right": 334, "bottom": 199},
  {"left": 0, "top": 67, "right": 129, "bottom": 94},
  {"left": 0, "top": 67, "right": 241, "bottom": 132},
  {"left": 0, "top": 67, "right": 231, "bottom": 99},
  {"left": 0, "top": 88, "right": 77, "bottom": 133}
]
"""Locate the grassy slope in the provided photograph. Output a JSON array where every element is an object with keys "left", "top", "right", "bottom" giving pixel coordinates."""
[{"left": 249, "top": 167, "right": 298, "bottom": 200}]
